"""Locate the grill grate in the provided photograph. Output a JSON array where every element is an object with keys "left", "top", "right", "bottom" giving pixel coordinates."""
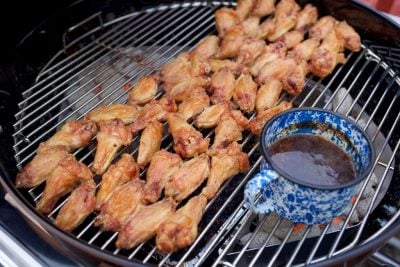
[{"left": 12, "top": 2, "right": 400, "bottom": 266}]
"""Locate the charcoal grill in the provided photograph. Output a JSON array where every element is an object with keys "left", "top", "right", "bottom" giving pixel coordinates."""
[{"left": 0, "top": 0, "right": 400, "bottom": 266}]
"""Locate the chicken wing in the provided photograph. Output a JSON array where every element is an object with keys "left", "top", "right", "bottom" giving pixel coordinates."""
[
  {"left": 202, "top": 142, "right": 249, "bottom": 200},
  {"left": 137, "top": 121, "right": 163, "bottom": 168},
  {"left": 250, "top": 42, "right": 286, "bottom": 76},
  {"left": 256, "top": 79, "right": 282, "bottom": 112},
  {"left": 166, "top": 113, "right": 210, "bottom": 158},
  {"left": 156, "top": 195, "right": 207, "bottom": 253},
  {"left": 233, "top": 73, "right": 257, "bottom": 113},
  {"left": 236, "top": 0, "right": 255, "bottom": 20},
  {"left": 256, "top": 57, "right": 297, "bottom": 85},
  {"left": 165, "top": 153, "right": 210, "bottom": 201},
  {"left": 167, "top": 76, "right": 210, "bottom": 102},
  {"left": 55, "top": 179, "right": 96, "bottom": 232},
  {"left": 95, "top": 179, "right": 145, "bottom": 232},
  {"left": 16, "top": 146, "right": 70, "bottom": 188},
  {"left": 96, "top": 153, "right": 139, "bottom": 210},
  {"left": 214, "top": 27, "right": 246, "bottom": 59},
  {"left": 249, "top": 101, "right": 293, "bottom": 135},
  {"left": 178, "top": 88, "right": 210, "bottom": 121},
  {"left": 143, "top": 150, "right": 182, "bottom": 204},
  {"left": 86, "top": 104, "right": 139, "bottom": 125},
  {"left": 214, "top": 7, "right": 242, "bottom": 37},
  {"left": 268, "top": 0, "right": 300, "bottom": 41},
  {"left": 287, "top": 38, "right": 320, "bottom": 63},
  {"left": 251, "top": 0, "right": 275, "bottom": 17},
  {"left": 209, "top": 68, "right": 236, "bottom": 104},
  {"left": 116, "top": 198, "right": 176, "bottom": 249},
  {"left": 36, "top": 155, "right": 93, "bottom": 214},
  {"left": 243, "top": 16, "right": 260, "bottom": 38},
  {"left": 237, "top": 39, "right": 265, "bottom": 65},
  {"left": 130, "top": 97, "right": 177, "bottom": 134},
  {"left": 295, "top": 4, "right": 318, "bottom": 32},
  {"left": 191, "top": 35, "right": 220, "bottom": 59},
  {"left": 276, "top": 30, "right": 304, "bottom": 50},
  {"left": 335, "top": 21, "right": 361, "bottom": 52},
  {"left": 195, "top": 102, "right": 230, "bottom": 129},
  {"left": 282, "top": 60, "right": 308, "bottom": 96},
  {"left": 92, "top": 119, "right": 133, "bottom": 175},
  {"left": 38, "top": 120, "right": 97, "bottom": 153},
  {"left": 256, "top": 18, "right": 275, "bottom": 40},
  {"left": 309, "top": 16, "right": 336, "bottom": 40},
  {"left": 128, "top": 74, "right": 159, "bottom": 105},
  {"left": 210, "top": 59, "right": 249, "bottom": 76}
]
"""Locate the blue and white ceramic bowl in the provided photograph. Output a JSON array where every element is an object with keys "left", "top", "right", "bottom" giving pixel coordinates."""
[{"left": 244, "top": 108, "right": 374, "bottom": 225}]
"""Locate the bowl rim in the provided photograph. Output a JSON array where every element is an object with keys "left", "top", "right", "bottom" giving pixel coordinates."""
[{"left": 260, "top": 107, "right": 376, "bottom": 190}]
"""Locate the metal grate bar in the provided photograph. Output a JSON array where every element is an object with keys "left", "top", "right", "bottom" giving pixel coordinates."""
[{"left": 286, "top": 225, "right": 313, "bottom": 266}]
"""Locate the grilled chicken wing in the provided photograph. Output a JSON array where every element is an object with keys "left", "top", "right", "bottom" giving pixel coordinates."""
[
  {"left": 36, "top": 155, "right": 93, "bottom": 214},
  {"left": 202, "top": 142, "right": 249, "bottom": 200},
  {"left": 309, "top": 16, "right": 336, "bottom": 40},
  {"left": 287, "top": 38, "right": 320, "bottom": 63},
  {"left": 178, "top": 88, "right": 210, "bottom": 121},
  {"left": 116, "top": 198, "right": 176, "bottom": 249},
  {"left": 276, "top": 30, "right": 304, "bottom": 49},
  {"left": 16, "top": 146, "right": 70, "bottom": 188},
  {"left": 282, "top": 61, "right": 309, "bottom": 95},
  {"left": 237, "top": 39, "right": 265, "bottom": 65},
  {"left": 210, "top": 59, "right": 249, "bottom": 76},
  {"left": 209, "top": 68, "right": 236, "bottom": 104},
  {"left": 214, "top": 27, "right": 246, "bottom": 59},
  {"left": 165, "top": 154, "right": 210, "bottom": 201},
  {"left": 236, "top": 0, "right": 255, "bottom": 20},
  {"left": 335, "top": 21, "right": 361, "bottom": 52},
  {"left": 130, "top": 97, "right": 177, "bottom": 134},
  {"left": 249, "top": 101, "right": 293, "bottom": 135},
  {"left": 96, "top": 153, "right": 139, "bottom": 210},
  {"left": 38, "top": 120, "right": 97, "bottom": 153},
  {"left": 295, "top": 4, "right": 318, "bottom": 32},
  {"left": 93, "top": 119, "right": 133, "bottom": 175},
  {"left": 195, "top": 102, "right": 230, "bottom": 129},
  {"left": 128, "top": 74, "right": 159, "bottom": 105},
  {"left": 55, "top": 179, "right": 96, "bottom": 232},
  {"left": 156, "top": 195, "right": 207, "bottom": 253},
  {"left": 268, "top": 0, "right": 300, "bottom": 41},
  {"left": 166, "top": 113, "right": 210, "bottom": 158},
  {"left": 192, "top": 35, "right": 220, "bottom": 59},
  {"left": 86, "top": 104, "right": 139, "bottom": 125},
  {"left": 257, "top": 57, "right": 297, "bottom": 85},
  {"left": 167, "top": 77, "right": 210, "bottom": 102},
  {"left": 143, "top": 150, "right": 182, "bottom": 204},
  {"left": 256, "top": 18, "right": 275, "bottom": 40},
  {"left": 95, "top": 179, "right": 145, "bottom": 232},
  {"left": 233, "top": 73, "right": 257, "bottom": 113},
  {"left": 251, "top": 0, "right": 275, "bottom": 17},
  {"left": 214, "top": 7, "right": 242, "bottom": 37},
  {"left": 243, "top": 16, "right": 260, "bottom": 38},
  {"left": 137, "top": 121, "right": 163, "bottom": 168},
  {"left": 256, "top": 79, "right": 282, "bottom": 112},
  {"left": 250, "top": 42, "right": 286, "bottom": 76}
]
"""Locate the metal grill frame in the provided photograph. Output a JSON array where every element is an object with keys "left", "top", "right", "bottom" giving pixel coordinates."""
[{"left": 9, "top": 1, "right": 400, "bottom": 266}]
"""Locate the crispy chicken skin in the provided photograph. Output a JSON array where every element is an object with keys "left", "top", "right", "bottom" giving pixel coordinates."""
[
  {"left": 166, "top": 113, "right": 210, "bottom": 158},
  {"left": 250, "top": 42, "right": 287, "bottom": 76},
  {"left": 39, "top": 120, "right": 97, "bottom": 153},
  {"left": 256, "top": 79, "right": 282, "bottom": 112},
  {"left": 287, "top": 38, "right": 320, "bottom": 63},
  {"left": 256, "top": 18, "right": 275, "bottom": 40},
  {"left": 195, "top": 102, "right": 230, "bottom": 129},
  {"left": 335, "top": 21, "right": 361, "bottom": 52},
  {"left": 16, "top": 146, "right": 70, "bottom": 188},
  {"left": 95, "top": 180, "right": 145, "bottom": 232},
  {"left": 93, "top": 119, "right": 133, "bottom": 175},
  {"left": 214, "top": 27, "right": 246, "bottom": 59},
  {"left": 130, "top": 97, "right": 177, "bottom": 134},
  {"left": 55, "top": 179, "right": 96, "bottom": 232},
  {"left": 282, "top": 61, "right": 309, "bottom": 95},
  {"left": 209, "top": 68, "right": 236, "bottom": 104},
  {"left": 237, "top": 39, "right": 265, "bottom": 65},
  {"left": 202, "top": 142, "right": 249, "bottom": 200},
  {"left": 36, "top": 155, "right": 93, "bottom": 214},
  {"left": 214, "top": 7, "right": 242, "bottom": 37},
  {"left": 309, "top": 16, "right": 336, "bottom": 40},
  {"left": 178, "top": 88, "right": 210, "bottom": 121},
  {"left": 165, "top": 154, "right": 210, "bottom": 201},
  {"left": 233, "top": 73, "right": 257, "bottom": 113},
  {"left": 276, "top": 30, "right": 304, "bottom": 50},
  {"left": 192, "top": 35, "right": 220, "bottom": 59},
  {"left": 86, "top": 104, "right": 139, "bottom": 125},
  {"left": 128, "top": 74, "right": 159, "bottom": 105},
  {"left": 243, "top": 16, "right": 260, "bottom": 38},
  {"left": 95, "top": 153, "right": 139, "bottom": 210},
  {"left": 156, "top": 195, "right": 207, "bottom": 253},
  {"left": 295, "top": 4, "right": 318, "bottom": 32},
  {"left": 236, "top": 0, "right": 255, "bottom": 20},
  {"left": 143, "top": 150, "right": 182, "bottom": 204},
  {"left": 251, "top": 0, "right": 275, "bottom": 17},
  {"left": 116, "top": 198, "right": 176, "bottom": 249},
  {"left": 137, "top": 121, "right": 163, "bottom": 168},
  {"left": 257, "top": 57, "right": 297, "bottom": 85},
  {"left": 167, "top": 77, "right": 210, "bottom": 102},
  {"left": 249, "top": 101, "right": 293, "bottom": 135},
  {"left": 210, "top": 59, "right": 249, "bottom": 76},
  {"left": 268, "top": 0, "right": 300, "bottom": 41}
]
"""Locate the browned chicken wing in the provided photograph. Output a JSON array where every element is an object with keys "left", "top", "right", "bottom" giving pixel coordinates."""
[
  {"left": 233, "top": 73, "right": 257, "bottom": 113},
  {"left": 309, "top": 16, "right": 336, "bottom": 40},
  {"left": 276, "top": 30, "right": 304, "bottom": 49},
  {"left": 191, "top": 35, "right": 220, "bottom": 59},
  {"left": 287, "top": 38, "right": 320, "bottom": 63},
  {"left": 195, "top": 102, "right": 230, "bottom": 129},
  {"left": 37, "top": 155, "right": 93, "bottom": 214},
  {"left": 128, "top": 74, "right": 159, "bottom": 105},
  {"left": 237, "top": 39, "right": 265, "bottom": 65},
  {"left": 93, "top": 119, "right": 133, "bottom": 175},
  {"left": 137, "top": 121, "right": 163, "bottom": 168},
  {"left": 214, "top": 27, "right": 246, "bottom": 59},
  {"left": 210, "top": 59, "right": 249, "bottom": 76},
  {"left": 167, "top": 77, "right": 210, "bottom": 102},
  {"left": 250, "top": 42, "right": 286, "bottom": 76},
  {"left": 55, "top": 179, "right": 96, "bottom": 232},
  {"left": 165, "top": 153, "right": 210, "bottom": 201},
  {"left": 282, "top": 60, "right": 309, "bottom": 96},
  {"left": 86, "top": 104, "right": 139, "bottom": 125},
  {"left": 256, "top": 57, "right": 297, "bottom": 85},
  {"left": 243, "top": 16, "right": 260, "bottom": 37},
  {"left": 166, "top": 113, "right": 210, "bottom": 158},
  {"left": 96, "top": 153, "right": 139, "bottom": 210},
  {"left": 209, "top": 68, "right": 236, "bottom": 104},
  {"left": 256, "top": 79, "right": 282, "bottom": 112},
  {"left": 295, "top": 4, "right": 318, "bottom": 32},
  {"left": 156, "top": 195, "right": 207, "bottom": 253},
  {"left": 214, "top": 7, "right": 242, "bottom": 37},
  {"left": 202, "top": 142, "right": 249, "bottom": 199},
  {"left": 268, "top": 0, "right": 300, "bottom": 41},
  {"left": 249, "top": 101, "right": 293, "bottom": 135},
  {"left": 178, "top": 88, "right": 210, "bottom": 121},
  {"left": 143, "top": 150, "right": 182, "bottom": 204},
  {"left": 335, "top": 21, "right": 361, "bottom": 52},
  {"left": 251, "top": 0, "right": 275, "bottom": 17},
  {"left": 256, "top": 18, "right": 275, "bottom": 40},
  {"left": 236, "top": 0, "right": 255, "bottom": 20},
  {"left": 16, "top": 146, "right": 70, "bottom": 188},
  {"left": 95, "top": 179, "right": 145, "bottom": 232},
  {"left": 116, "top": 198, "right": 176, "bottom": 249}
]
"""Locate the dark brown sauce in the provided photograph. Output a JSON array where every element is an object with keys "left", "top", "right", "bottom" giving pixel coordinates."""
[{"left": 267, "top": 135, "right": 356, "bottom": 186}]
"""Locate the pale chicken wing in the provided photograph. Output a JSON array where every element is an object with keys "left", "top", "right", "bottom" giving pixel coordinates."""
[
  {"left": 243, "top": 16, "right": 260, "bottom": 38},
  {"left": 192, "top": 35, "right": 220, "bottom": 59},
  {"left": 256, "top": 58, "right": 297, "bottom": 85},
  {"left": 116, "top": 198, "right": 176, "bottom": 249},
  {"left": 233, "top": 73, "right": 257, "bottom": 113},
  {"left": 92, "top": 119, "right": 133, "bottom": 175},
  {"left": 167, "top": 77, "right": 210, "bottom": 102},
  {"left": 237, "top": 39, "right": 265, "bottom": 65},
  {"left": 276, "top": 30, "right": 304, "bottom": 49},
  {"left": 55, "top": 179, "right": 96, "bottom": 232},
  {"left": 95, "top": 179, "right": 145, "bottom": 232},
  {"left": 167, "top": 113, "right": 210, "bottom": 158},
  {"left": 86, "top": 104, "right": 139, "bottom": 125},
  {"left": 96, "top": 153, "right": 139, "bottom": 210},
  {"left": 128, "top": 74, "right": 159, "bottom": 105},
  {"left": 195, "top": 102, "right": 230, "bottom": 129},
  {"left": 210, "top": 59, "right": 249, "bottom": 76},
  {"left": 268, "top": 0, "right": 300, "bottom": 41},
  {"left": 256, "top": 18, "right": 275, "bottom": 40},
  {"left": 202, "top": 142, "right": 249, "bottom": 200},
  {"left": 335, "top": 21, "right": 361, "bottom": 52},
  {"left": 214, "top": 27, "right": 246, "bottom": 59},
  {"left": 250, "top": 42, "right": 286, "bottom": 76},
  {"left": 256, "top": 79, "right": 282, "bottom": 112},
  {"left": 309, "top": 16, "right": 336, "bottom": 40},
  {"left": 287, "top": 38, "right": 320, "bottom": 63},
  {"left": 295, "top": 4, "right": 318, "bottom": 32},
  {"left": 178, "top": 88, "right": 210, "bottom": 120},
  {"left": 236, "top": 0, "right": 255, "bottom": 20},
  {"left": 209, "top": 68, "right": 236, "bottom": 104},
  {"left": 165, "top": 154, "right": 210, "bottom": 201},
  {"left": 156, "top": 195, "right": 207, "bottom": 253},
  {"left": 251, "top": 0, "right": 275, "bottom": 17},
  {"left": 143, "top": 150, "right": 182, "bottom": 204},
  {"left": 137, "top": 121, "right": 163, "bottom": 168},
  {"left": 214, "top": 7, "right": 242, "bottom": 37}
]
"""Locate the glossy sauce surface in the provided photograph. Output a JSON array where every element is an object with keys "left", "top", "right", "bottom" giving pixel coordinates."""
[{"left": 267, "top": 135, "right": 356, "bottom": 186}]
